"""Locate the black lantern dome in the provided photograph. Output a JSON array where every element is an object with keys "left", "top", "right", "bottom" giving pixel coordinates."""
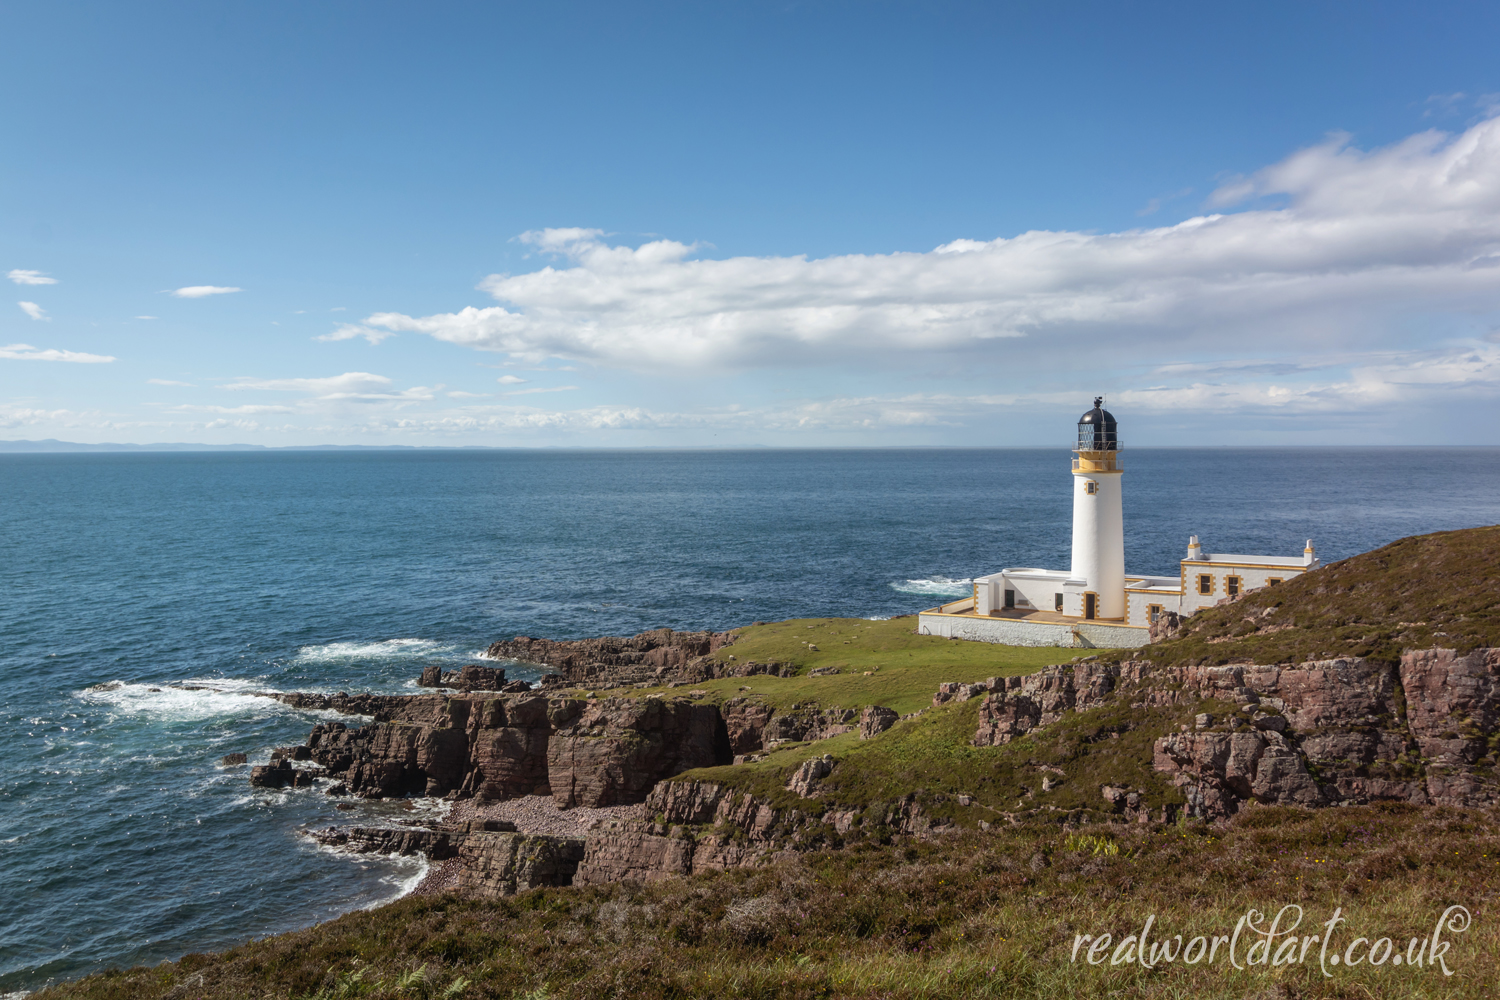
[{"left": 1076, "top": 396, "right": 1119, "bottom": 451}]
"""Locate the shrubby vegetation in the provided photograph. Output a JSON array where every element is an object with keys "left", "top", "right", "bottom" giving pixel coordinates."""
[{"left": 43, "top": 804, "right": 1498, "bottom": 1000}]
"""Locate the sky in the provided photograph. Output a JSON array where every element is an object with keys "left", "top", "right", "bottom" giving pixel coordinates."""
[{"left": 3, "top": 0, "right": 1499, "bottom": 447}]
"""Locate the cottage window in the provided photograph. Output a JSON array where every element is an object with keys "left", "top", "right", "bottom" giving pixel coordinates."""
[
  {"left": 1148, "top": 604, "right": 1163, "bottom": 623},
  {"left": 1197, "top": 574, "right": 1213, "bottom": 595},
  {"left": 1226, "top": 575, "right": 1242, "bottom": 597}
]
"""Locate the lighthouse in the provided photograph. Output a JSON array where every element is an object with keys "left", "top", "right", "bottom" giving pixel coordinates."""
[
  {"left": 1069, "top": 397, "right": 1125, "bottom": 620},
  {"left": 919, "top": 398, "right": 1317, "bottom": 647}
]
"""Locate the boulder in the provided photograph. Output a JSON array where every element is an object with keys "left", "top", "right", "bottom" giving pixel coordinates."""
[{"left": 248, "top": 759, "right": 320, "bottom": 789}]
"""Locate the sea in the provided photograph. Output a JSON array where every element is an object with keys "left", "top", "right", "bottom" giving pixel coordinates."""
[{"left": 3, "top": 447, "right": 1498, "bottom": 993}]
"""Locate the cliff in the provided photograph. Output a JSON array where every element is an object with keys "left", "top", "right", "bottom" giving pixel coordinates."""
[{"left": 256, "top": 527, "right": 1500, "bottom": 901}]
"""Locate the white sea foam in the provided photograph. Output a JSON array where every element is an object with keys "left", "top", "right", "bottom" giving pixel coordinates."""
[
  {"left": 375, "top": 856, "right": 431, "bottom": 903},
  {"left": 74, "top": 681, "right": 283, "bottom": 722},
  {"left": 292, "top": 638, "right": 460, "bottom": 664},
  {"left": 307, "top": 837, "right": 431, "bottom": 907},
  {"left": 889, "top": 576, "right": 973, "bottom": 597}
]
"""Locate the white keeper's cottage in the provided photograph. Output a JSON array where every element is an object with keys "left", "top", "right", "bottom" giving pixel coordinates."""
[{"left": 917, "top": 399, "right": 1319, "bottom": 648}]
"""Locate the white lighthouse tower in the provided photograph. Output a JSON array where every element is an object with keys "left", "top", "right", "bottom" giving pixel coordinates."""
[{"left": 1069, "top": 397, "right": 1125, "bottom": 620}]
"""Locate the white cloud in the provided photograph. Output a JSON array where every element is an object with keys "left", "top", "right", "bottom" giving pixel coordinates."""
[
  {"left": 171, "top": 404, "right": 296, "bottom": 415},
  {"left": 8, "top": 269, "right": 58, "bottom": 285},
  {"left": 342, "top": 339, "right": 1500, "bottom": 437},
  {"left": 148, "top": 378, "right": 195, "bottom": 386},
  {"left": 503, "top": 385, "right": 578, "bottom": 395},
  {"left": 0, "top": 342, "right": 116, "bottom": 363},
  {"left": 18, "top": 301, "right": 49, "bottom": 321},
  {"left": 225, "top": 372, "right": 393, "bottom": 394},
  {"left": 136, "top": 315, "right": 158, "bottom": 320},
  {"left": 221, "top": 371, "right": 433, "bottom": 404},
  {"left": 170, "top": 285, "right": 242, "bottom": 298},
  {"left": 363, "top": 116, "right": 1500, "bottom": 374},
  {"left": 447, "top": 390, "right": 489, "bottom": 398},
  {"left": 496, "top": 374, "right": 529, "bottom": 384},
  {"left": 316, "top": 323, "right": 395, "bottom": 345},
  {"left": 518, "top": 227, "right": 608, "bottom": 255}
]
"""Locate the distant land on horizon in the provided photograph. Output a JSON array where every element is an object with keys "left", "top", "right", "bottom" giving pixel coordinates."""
[
  {"left": 0, "top": 439, "right": 471, "bottom": 453},
  {"left": 1, "top": 439, "right": 1491, "bottom": 454}
]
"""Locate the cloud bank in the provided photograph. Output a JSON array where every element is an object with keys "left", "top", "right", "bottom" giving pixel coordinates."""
[{"left": 363, "top": 116, "right": 1500, "bottom": 375}]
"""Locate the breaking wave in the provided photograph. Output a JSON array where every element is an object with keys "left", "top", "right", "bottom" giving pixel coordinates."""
[
  {"left": 889, "top": 576, "right": 973, "bottom": 597},
  {"left": 291, "top": 638, "right": 463, "bottom": 665},
  {"left": 73, "top": 680, "right": 283, "bottom": 722}
]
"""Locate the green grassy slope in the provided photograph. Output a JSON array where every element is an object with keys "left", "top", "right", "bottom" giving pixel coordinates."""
[
  {"left": 674, "top": 693, "right": 1213, "bottom": 825},
  {"left": 1124, "top": 524, "right": 1500, "bottom": 668},
  {"left": 608, "top": 616, "right": 1079, "bottom": 714}
]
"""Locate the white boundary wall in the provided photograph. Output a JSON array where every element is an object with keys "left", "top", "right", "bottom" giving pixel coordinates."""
[{"left": 916, "top": 611, "right": 1150, "bottom": 649}]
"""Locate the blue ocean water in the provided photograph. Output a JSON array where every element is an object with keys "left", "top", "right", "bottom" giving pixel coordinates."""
[{"left": 3, "top": 447, "right": 1498, "bottom": 992}]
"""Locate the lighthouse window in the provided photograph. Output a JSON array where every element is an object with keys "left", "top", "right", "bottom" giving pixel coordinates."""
[
  {"left": 1084, "top": 480, "right": 1098, "bottom": 495},
  {"left": 1226, "top": 575, "right": 1242, "bottom": 597},
  {"left": 1197, "top": 574, "right": 1213, "bottom": 595}
]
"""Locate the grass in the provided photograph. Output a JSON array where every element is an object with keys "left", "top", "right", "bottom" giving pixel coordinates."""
[
  {"left": 580, "top": 616, "right": 1079, "bottom": 716},
  {"left": 1126, "top": 524, "right": 1500, "bottom": 669},
  {"left": 672, "top": 694, "right": 1213, "bottom": 825},
  {"left": 41, "top": 803, "right": 1500, "bottom": 1000}
]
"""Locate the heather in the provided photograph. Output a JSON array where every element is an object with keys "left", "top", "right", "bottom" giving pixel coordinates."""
[{"left": 40, "top": 803, "right": 1497, "bottom": 1000}]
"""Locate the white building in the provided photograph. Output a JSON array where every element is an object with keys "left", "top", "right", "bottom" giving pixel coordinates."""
[{"left": 917, "top": 399, "right": 1319, "bottom": 648}]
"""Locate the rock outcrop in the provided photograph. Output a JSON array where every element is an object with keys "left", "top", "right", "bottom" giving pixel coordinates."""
[
  {"left": 309, "top": 826, "right": 462, "bottom": 858},
  {"left": 571, "top": 778, "right": 950, "bottom": 884},
  {"left": 786, "top": 755, "right": 833, "bottom": 797},
  {"left": 308, "top": 819, "right": 582, "bottom": 899},
  {"left": 418, "top": 664, "right": 530, "bottom": 692},
  {"left": 487, "top": 628, "right": 740, "bottom": 688},
  {"left": 484, "top": 627, "right": 799, "bottom": 690},
  {"left": 858, "top": 705, "right": 898, "bottom": 739},
  {"left": 446, "top": 831, "right": 587, "bottom": 896},
  {"left": 962, "top": 647, "right": 1500, "bottom": 820},
  {"left": 249, "top": 759, "right": 321, "bottom": 788},
  {"left": 547, "top": 697, "right": 730, "bottom": 807},
  {"left": 720, "top": 697, "right": 776, "bottom": 754},
  {"left": 270, "top": 690, "right": 734, "bottom": 807}
]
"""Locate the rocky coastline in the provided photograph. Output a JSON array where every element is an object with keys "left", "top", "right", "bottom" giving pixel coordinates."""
[{"left": 237, "top": 616, "right": 1500, "bottom": 908}]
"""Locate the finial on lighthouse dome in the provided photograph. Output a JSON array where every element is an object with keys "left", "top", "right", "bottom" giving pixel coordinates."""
[{"left": 1076, "top": 397, "right": 1119, "bottom": 452}]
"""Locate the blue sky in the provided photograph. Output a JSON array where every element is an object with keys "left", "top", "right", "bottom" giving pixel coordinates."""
[{"left": 3, "top": 1, "right": 1499, "bottom": 446}]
